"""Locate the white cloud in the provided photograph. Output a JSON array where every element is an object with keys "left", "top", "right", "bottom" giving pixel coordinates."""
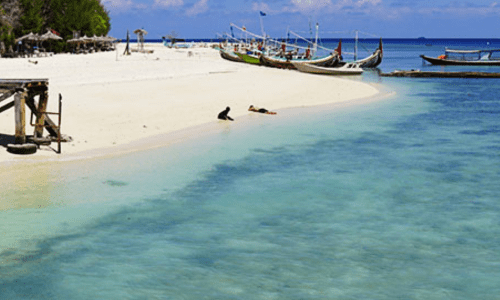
[
  {"left": 154, "top": 0, "right": 184, "bottom": 8},
  {"left": 382, "top": 2, "right": 500, "bottom": 20},
  {"left": 290, "top": 0, "right": 332, "bottom": 12},
  {"left": 102, "top": 0, "right": 135, "bottom": 12},
  {"left": 282, "top": 0, "right": 381, "bottom": 14},
  {"left": 186, "top": 0, "right": 209, "bottom": 16},
  {"left": 252, "top": 2, "right": 272, "bottom": 13}
]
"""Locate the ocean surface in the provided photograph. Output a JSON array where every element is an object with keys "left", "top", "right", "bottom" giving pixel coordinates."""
[{"left": 1, "top": 39, "right": 500, "bottom": 299}]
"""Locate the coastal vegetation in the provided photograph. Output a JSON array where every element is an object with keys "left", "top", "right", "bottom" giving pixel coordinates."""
[{"left": 0, "top": 0, "right": 110, "bottom": 52}]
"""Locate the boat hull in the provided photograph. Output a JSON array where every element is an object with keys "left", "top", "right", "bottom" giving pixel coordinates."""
[
  {"left": 260, "top": 53, "right": 339, "bottom": 70},
  {"left": 220, "top": 49, "right": 244, "bottom": 63},
  {"left": 420, "top": 55, "right": 500, "bottom": 66},
  {"left": 338, "top": 38, "right": 383, "bottom": 68},
  {"left": 235, "top": 52, "right": 261, "bottom": 65},
  {"left": 292, "top": 63, "right": 363, "bottom": 75}
]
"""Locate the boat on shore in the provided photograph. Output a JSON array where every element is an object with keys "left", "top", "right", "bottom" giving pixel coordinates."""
[
  {"left": 259, "top": 40, "right": 341, "bottom": 69},
  {"left": 334, "top": 38, "right": 383, "bottom": 69},
  {"left": 349, "top": 38, "right": 383, "bottom": 68},
  {"left": 292, "top": 62, "right": 363, "bottom": 75},
  {"left": 235, "top": 50, "right": 263, "bottom": 65},
  {"left": 260, "top": 51, "right": 340, "bottom": 69},
  {"left": 420, "top": 48, "right": 500, "bottom": 66},
  {"left": 219, "top": 49, "right": 244, "bottom": 63}
]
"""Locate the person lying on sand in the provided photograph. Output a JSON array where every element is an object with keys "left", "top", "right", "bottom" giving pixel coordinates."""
[
  {"left": 248, "top": 105, "right": 277, "bottom": 115},
  {"left": 218, "top": 106, "right": 234, "bottom": 121}
]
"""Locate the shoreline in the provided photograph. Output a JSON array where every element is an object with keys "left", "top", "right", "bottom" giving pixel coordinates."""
[{"left": 0, "top": 43, "right": 391, "bottom": 169}]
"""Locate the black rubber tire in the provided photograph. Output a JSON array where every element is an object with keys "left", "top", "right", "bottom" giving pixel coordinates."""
[{"left": 7, "top": 144, "right": 38, "bottom": 155}]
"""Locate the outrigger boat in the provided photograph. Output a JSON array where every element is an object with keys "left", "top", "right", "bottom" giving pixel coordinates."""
[
  {"left": 339, "top": 38, "right": 383, "bottom": 68},
  {"left": 292, "top": 62, "right": 363, "bottom": 75},
  {"left": 219, "top": 49, "right": 244, "bottom": 63},
  {"left": 235, "top": 51, "right": 262, "bottom": 65},
  {"left": 420, "top": 48, "right": 500, "bottom": 66},
  {"left": 260, "top": 51, "right": 340, "bottom": 69}
]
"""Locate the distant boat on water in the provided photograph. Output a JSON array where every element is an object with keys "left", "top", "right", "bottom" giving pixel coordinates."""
[
  {"left": 421, "top": 48, "right": 500, "bottom": 66},
  {"left": 162, "top": 37, "right": 193, "bottom": 48}
]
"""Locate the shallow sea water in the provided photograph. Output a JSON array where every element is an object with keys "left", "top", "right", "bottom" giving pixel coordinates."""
[{"left": 1, "top": 41, "right": 500, "bottom": 299}]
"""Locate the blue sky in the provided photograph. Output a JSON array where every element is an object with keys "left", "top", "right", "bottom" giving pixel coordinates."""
[{"left": 102, "top": 0, "right": 500, "bottom": 39}]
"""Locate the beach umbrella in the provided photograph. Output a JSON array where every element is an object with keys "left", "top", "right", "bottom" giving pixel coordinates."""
[
  {"left": 15, "top": 32, "right": 39, "bottom": 42},
  {"left": 39, "top": 30, "right": 62, "bottom": 52},
  {"left": 133, "top": 29, "right": 147, "bottom": 51},
  {"left": 133, "top": 29, "right": 148, "bottom": 35},
  {"left": 103, "top": 36, "right": 118, "bottom": 42},
  {"left": 15, "top": 32, "right": 40, "bottom": 53},
  {"left": 40, "top": 30, "right": 62, "bottom": 41}
]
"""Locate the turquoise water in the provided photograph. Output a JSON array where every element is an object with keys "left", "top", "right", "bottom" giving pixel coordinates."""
[{"left": 2, "top": 42, "right": 500, "bottom": 299}]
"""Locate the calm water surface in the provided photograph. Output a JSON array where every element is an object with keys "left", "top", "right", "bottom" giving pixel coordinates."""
[{"left": 1, "top": 40, "right": 499, "bottom": 299}]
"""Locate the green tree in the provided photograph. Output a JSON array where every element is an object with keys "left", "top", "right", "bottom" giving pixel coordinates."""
[
  {"left": 1, "top": 0, "right": 111, "bottom": 53},
  {"left": 0, "top": 0, "right": 21, "bottom": 51},
  {"left": 45, "top": 0, "right": 110, "bottom": 40},
  {"left": 18, "top": 0, "right": 44, "bottom": 35}
]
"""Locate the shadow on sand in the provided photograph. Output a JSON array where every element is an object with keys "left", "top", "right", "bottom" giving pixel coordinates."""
[{"left": 0, "top": 133, "right": 15, "bottom": 149}]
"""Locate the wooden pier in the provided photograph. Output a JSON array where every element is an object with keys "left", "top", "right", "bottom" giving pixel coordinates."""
[
  {"left": 0, "top": 79, "right": 63, "bottom": 154},
  {"left": 381, "top": 70, "right": 500, "bottom": 78}
]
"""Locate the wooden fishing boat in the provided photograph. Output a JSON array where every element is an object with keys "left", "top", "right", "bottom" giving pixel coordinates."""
[
  {"left": 420, "top": 48, "right": 500, "bottom": 66},
  {"left": 235, "top": 51, "right": 262, "bottom": 65},
  {"left": 356, "top": 38, "right": 383, "bottom": 68},
  {"left": 260, "top": 52, "right": 340, "bottom": 69},
  {"left": 338, "top": 38, "right": 383, "bottom": 68},
  {"left": 219, "top": 49, "right": 244, "bottom": 63},
  {"left": 292, "top": 62, "right": 363, "bottom": 75}
]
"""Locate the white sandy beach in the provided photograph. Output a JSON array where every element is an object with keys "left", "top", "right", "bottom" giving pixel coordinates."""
[{"left": 0, "top": 43, "right": 382, "bottom": 165}]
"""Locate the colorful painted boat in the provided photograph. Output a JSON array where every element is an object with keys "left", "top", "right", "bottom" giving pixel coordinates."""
[
  {"left": 219, "top": 49, "right": 244, "bottom": 63},
  {"left": 235, "top": 51, "right": 262, "bottom": 65}
]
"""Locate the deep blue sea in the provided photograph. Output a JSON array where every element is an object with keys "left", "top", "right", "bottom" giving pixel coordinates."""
[{"left": 1, "top": 39, "right": 500, "bottom": 299}]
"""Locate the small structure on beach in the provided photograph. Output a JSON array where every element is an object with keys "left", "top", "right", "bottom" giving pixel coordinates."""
[
  {"left": 0, "top": 79, "right": 65, "bottom": 154},
  {"left": 133, "top": 28, "right": 154, "bottom": 54}
]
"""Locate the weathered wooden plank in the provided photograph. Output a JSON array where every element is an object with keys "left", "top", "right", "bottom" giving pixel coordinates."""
[
  {"left": 14, "top": 91, "right": 27, "bottom": 144},
  {"left": 33, "top": 89, "right": 48, "bottom": 138},
  {"left": 0, "top": 91, "right": 15, "bottom": 104},
  {"left": 25, "top": 96, "right": 59, "bottom": 137},
  {"left": 381, "top": 70, "right": 500, "bottom": 78},
  {"left": 0, "top": 100, "right": 15, "bottom": 114}
]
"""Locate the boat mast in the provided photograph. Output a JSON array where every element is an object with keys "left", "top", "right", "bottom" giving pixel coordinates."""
[
  {"left": 259, "top": 14, "right": 265, "bottom": 42},
  {"left": 354, "top": 30, "right": 358, "bottom": 61},
  {"left": 314, "top": 23, "right": 319, "bottom": 54}
]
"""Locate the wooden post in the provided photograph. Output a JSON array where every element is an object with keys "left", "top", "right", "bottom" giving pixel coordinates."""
[
  {"left": 34, "top": 88, "right": 48, "bottom": 138},
  {"left": 57, "top": 93, "right": 62, "bottom": 154},
  {"left": 14, "top": 90, "right": 26, "bottom": 144}
]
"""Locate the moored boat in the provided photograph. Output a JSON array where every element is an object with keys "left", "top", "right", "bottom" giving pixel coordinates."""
[
  {"left": 259, "top": 41, "right": 342, "bottom": 70},
  {"left": 219, "top": 49, "right": 244, "bottom": 63},
  {"left": 260, "top": 52, "right": 340, "bottom": 69},
  {"left": 235, "top": 50, "right": 262, "bottom": 65},
  {"left": 292, "top": 62, "right": 363, "bottom": 75},
  {"left": 420, "top": 48, "right": 500, "bottom": 66},
  {"left": 337, "top": 38, "right": 383, "bottom": 68}
]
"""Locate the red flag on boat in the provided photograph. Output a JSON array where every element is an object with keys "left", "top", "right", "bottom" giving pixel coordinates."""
[{"left": 51, "top": 29, "right": 60, "bottom": 36}]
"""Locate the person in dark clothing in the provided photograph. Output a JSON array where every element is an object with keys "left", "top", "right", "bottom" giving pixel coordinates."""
[
  {"left": 248, "top": 105, "right": 277, "bottom": 115},
  {"left": 218, "top": 106, "right": 234, "bottom": 121}
]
